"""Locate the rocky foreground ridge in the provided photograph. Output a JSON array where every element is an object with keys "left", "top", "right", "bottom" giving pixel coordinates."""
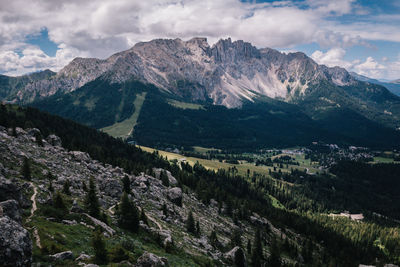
[{"left": 0, "top": 125, "right": 298, "bottom": 266}]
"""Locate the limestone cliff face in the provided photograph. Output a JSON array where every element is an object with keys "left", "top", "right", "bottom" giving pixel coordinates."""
[{"left": 8, "top": 37, "right": 356, "bottom": 107}]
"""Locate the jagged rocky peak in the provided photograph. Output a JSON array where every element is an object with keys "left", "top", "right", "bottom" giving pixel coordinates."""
[
  {"left": 211, "top": 37, "right": 261, "bottom": 62},
  {"left": 5, "top": 36, "right": 358, "bottom": 107}
]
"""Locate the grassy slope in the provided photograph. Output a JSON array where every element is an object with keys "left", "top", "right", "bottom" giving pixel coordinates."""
[
  {"left": 102, "top": 92, "right": 147, "bottom": 138},
  {"left": 167, "top": 99, "right": 205, "bottom": 110}
]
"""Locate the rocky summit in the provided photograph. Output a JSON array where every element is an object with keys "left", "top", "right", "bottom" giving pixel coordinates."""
[{"left": 2, "top": 37, "right": 355, "bottom": 108}]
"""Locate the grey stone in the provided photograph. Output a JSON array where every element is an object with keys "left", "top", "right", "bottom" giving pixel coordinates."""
[
  {"left": 50, "top": 250, "right": 74, "bottom": 261},
  {"left": 0, "top": 199, "right": 21, "bottom": 223},
  {"left": 75, "top": 253, "right": 90, "bottom": 261},
  {"left": 0, "top": 216, "right": 32, "bottom": 267},
  {"left": 26, "top": 128, "right": 41, "bottom": 137},
  {"left": 136, "top": 251, "right": 169, "bottom": 267},
  {"left": 46, "top": 134, "right": 62, "bottom": 147},
  {"left": 166, "top": 187, "right": 182, "bottom": 206}
]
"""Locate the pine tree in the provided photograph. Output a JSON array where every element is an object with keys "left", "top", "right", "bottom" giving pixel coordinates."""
[
  {"left": 268, "top": 238, "right": 281, "bottom": 267},
  {"left": 35, "top": 132, "right": 43, "bottom": 147},
  {"left": 196, "top": 221, "right": 201, "bottom": 236},
  {"left": 48, "top": 181, "right": 54, "bottom": 192},
  {"left": 251, "top": 229, "right": 263, "bottom": 267},
  {"left": 82, "top": 181, "right": 87, "bottom": 191},
  {"left": 186, "top": 211, "right": 196, "bottom": 234},
  {"left": 247, "top": 239, "right": 252, "bottom": 255},
  {"left": 53, "top": 191, "right": 67, "bottom": 212},
  {"left": 47, "top": 171, "right": 55, "bottom": 181},
  {"left": 62, "top": 180, "right": 71, "bottom": 195},
  {"left": 12, "top": 126, "right": 17, "bottom": 137},
  {"left": 234, "top": 248, "right": 246, "bottom": 267},
  {"left": 140, "top": 208, "right": 148, "bottom": 225},
  {"left": 85, "top": 177, "right": 100, "bottom": 218},
  {"left": 122, "top": 175, "right": 130, "bottom": 193},
  {"left": 162, "top": 203, "right": 168, "bottom": 217},
  {"left": 231, "top": 229, "right": 242, "bottom": 248},
  {"left": 160, "top": 170, "right": 169, "bottom": 187},
  {"left": 21, "top": 157, "right": 31, "bottom": 180},
  {"left": 118, "top": 192, "right": 139, "bottom": 232},
  {"left": 209, "top": 230, "right": 219, "bottom": 248},
  {"left": 92, "top": 228, "right": 108, "bottom": 264}
]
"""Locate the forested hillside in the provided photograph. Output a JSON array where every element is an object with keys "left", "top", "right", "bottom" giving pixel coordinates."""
[{"left": 1, "top": 104, "right": 399, "bottom": 266}]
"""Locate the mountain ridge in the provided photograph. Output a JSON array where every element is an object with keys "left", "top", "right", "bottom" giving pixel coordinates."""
[{"left": 2, "top": 37, "right": 357, "bottom": 107}]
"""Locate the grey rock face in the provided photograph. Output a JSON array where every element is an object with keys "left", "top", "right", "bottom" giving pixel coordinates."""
[
  {"left": 0, "top": 199, "right": 21, "bottom": 223},
  {"left": 166, "top": 187, "right": 182, "bottom": 206},
  {"left": 0, "top": 216, "right": 32, "bottom": 267},
  {"left": 136, "top": 251, "right": 169, "bottom": 267}
]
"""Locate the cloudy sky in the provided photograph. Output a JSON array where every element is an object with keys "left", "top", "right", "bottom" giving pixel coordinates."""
[{"left": 1, "top": 0, "right": 399, "bottom": 80}]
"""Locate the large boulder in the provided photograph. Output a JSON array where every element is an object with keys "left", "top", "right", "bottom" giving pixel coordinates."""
[
  {"left": 50, "top": 250, "right": 74, "bottom": 261},
  {"left": 0, "top": 200, "right": 21, "bottom": 223},
  {"left": 46, "top": 134, "right": 62, "bottom": 147},
  {"left": 166, "top": 187, "right": 182, "bottom": 206},
  {"left": 153, "top": 169, "right": 178, "bottom": 186},
  {"left": 69, "top": 151, "right": 90, "bottom": 162},
  {"left": 0, "top": 176, "right": 29, "bottom": 208},
  {"left": 136, "top": 251, "right": 169, "bottom": 267},
  {"left": 0, "top": 216, "right": 32, "bottom": 267},
  {"left": 97, "top": 178, "right": 122, "bottom": 198}
]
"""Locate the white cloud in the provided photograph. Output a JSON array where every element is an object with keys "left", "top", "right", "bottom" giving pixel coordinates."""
[
  {"left": 311, "top": 48, "right": 354, "bottom": 68},
  {"left": 353, "top": 57, "right": 386, "bottom": 78},
  {"left": 0, "top": 44, "right": 85, "bottom": 76},
  {"left": 310, "top": 48, "right": 400, "bottom": 80}
]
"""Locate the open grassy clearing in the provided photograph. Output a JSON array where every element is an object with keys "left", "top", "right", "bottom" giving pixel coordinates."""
[
  {"left": 138, "top": 145, "right": 319, "bottom": 177},
  {"left": 372, "top": 157, "right": 397, "bottom": 164},
  {"left": 167, "top": 99, "right": 205, "bottom": 110},
  {"left": 101, "top": 92, "right": 147, "bottom": 138}
]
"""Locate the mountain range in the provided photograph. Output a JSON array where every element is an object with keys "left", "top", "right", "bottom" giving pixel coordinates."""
[
  {"left": 1, "top": 37, "right": 400, "bottom": 149},
  {"left": 350, "top": 72, "right": 400, "bottom": 96}
]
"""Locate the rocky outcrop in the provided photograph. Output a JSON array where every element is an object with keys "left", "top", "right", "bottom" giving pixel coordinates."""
[
  {"left": 0, "top": 199, "right": 21, "bottom": 223},
  {"left": 166, "top": 187, "right": 182, "bottom": 206},
  {"left": 136, "top": 251, "right": 169, "bottom": 267},
  {"left": 46, "top": 134, "right": 62, "bottom": 146},
  {"left": 0, "top": 176, "right": 24, "bottom": 205},
  {"left": 0, "top": 216, "right": 32, "bottom": 267}
]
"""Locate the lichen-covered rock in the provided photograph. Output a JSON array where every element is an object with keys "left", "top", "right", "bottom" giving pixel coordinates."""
[
  {"left": 0, "top": 216, "right": 32, "bottom": 267},
  {"left": 166, "top": 187, "right": 182, "bottom": 206},
  {"left": 0, "top": 199, "right": 21, "bottom": 223},
  {"left": 136, "top": 251, "right": 169, "bottom": 267}
]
